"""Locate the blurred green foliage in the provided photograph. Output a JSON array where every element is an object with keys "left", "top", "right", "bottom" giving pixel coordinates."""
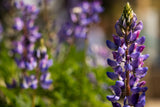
[{"left": 0, "top": 40, "right": 114, "bottom": 106}]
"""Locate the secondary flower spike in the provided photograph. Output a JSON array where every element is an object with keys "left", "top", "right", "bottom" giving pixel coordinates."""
[
  {"left": 7, "top": 1, "right": 53, "bottom": 90},
  {"left": 106, "top": 2, "right": 149, "bottom": 107}
]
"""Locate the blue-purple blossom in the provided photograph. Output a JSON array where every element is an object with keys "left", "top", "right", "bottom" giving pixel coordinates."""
[
  {"left": 13, "top": 17, "right": 24, "bottom": 31},
  {"left": 39, "top": 55, "right": 53, "bottom": 72},
  {"left": 106, "top": 3, "right": 149, "bottom": 107},
  {"left": 21, "top": 75, "right": 38, "bottom": 89}
]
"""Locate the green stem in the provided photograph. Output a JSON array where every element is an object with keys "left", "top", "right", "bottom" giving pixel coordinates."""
[{"left": 32, "top": 94, "right": 35, "bottom": 107}]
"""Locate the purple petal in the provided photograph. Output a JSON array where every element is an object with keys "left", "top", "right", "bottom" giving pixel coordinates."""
[
  {"left": 121, "top": 38, "right": 125, "bottom": 46},
  {"left": 118, "top": 47, "right": 125, "bottom": 55},
  {"left": 129, "top": 76, "right": 137, "bottom": 88},
  {"left": 21, "top": 76, "right": 31, "bottom": 89},
  {"left": 41, "top": 80, "right": 53, "bottom": 89},
  {"left": 75, "top": 26, "right": 87, "bottom": 38},
  {"left": 135, "top": 92, "right": 146, "bottom": 107},
  {"left": 106, "top": 72, "right": 118, "bottom": 80},
  {"left": 135, "top": 67, "right": 148, "bottom": 78},
  {"left": 136, "top": 45, "right": 145, "bottom": 53},
  {"left": 93, "top": 1, "right": 103, "bottom": 13},
  {"left": 129, "top": 43, "right": 136, "bottom": 54},
  {"left": 107, "top": 59, "right": 118, "bottom": 67},
  {"left": 13, "top": 17, "right": 24, "bottom": 31},
  {"left": 113, "top": 35, "right": 121, "bottom": 46},
  {"left": 131, "top": 14, "right": 137, "bottom": 28},
  {"left": 30, "top": 75, "right": 38, "bottom": 89},
  {"left": 40, "top": 73, "right": 49, "bottom": 81},
  {"left": 127, "top": 31, "right": 132, "bottom": 41},
  {"left": 114, "top": 66, "right": 123, "bottom": 74},
  {"left": 131, "top": 87, "right": 141, "bottom": 93},
  {"left": 40, "top": 73, "right": 52, "bottom": 89},
  {"left": 123, "top": 19, "right": 127, "bottom": 28},
  {"left": 82, "top": 2, "right": 91, "bottom": 13},
  {"left": 140, "top": 54, "right": 149, "bottom": 61},
  {"left": 131, "top": 59, "right": 139, "bottom": 68},
  {"left": 115, "top": 80, "right": 124, "bottom": 87},
  {"left": 134, "top": 21, "right": 143, "bottom": 31},
  {"left": 141, "top": 87, "right": 148, "bottom": 92},
  {"left": 128, "top": 93, "right": 139, "bottom": 106},
  {"left": 80, "top": 18, "right": 91, "bottom": 26},
  {"left": 111, "top": 85, "right": 122, "bottom": 96},
  {"left": 124, "top": 96, "right": 127, "bottom": 105},
  {"left": 107, "top": 95, "right": 120, "bottom": 102},
  {"left": 92, "top": 14, "right": 99, "bottom": 23},
  {"left": 112, "top": 52, "right": 118, "bottom": 59},
  {"left": 125, "top": 63, "right": 133, "bottom": 71},
  {"left": 47, "top": 59, "right": 53, "bottom": 67},
  {"left": 137, "top": 81, "right": 146, "bottom": 87},
  {"left": 106, "top": 40, "right": 118, "bottom": 50},
  {"left": 115, "top": 21, "right": 123, "bottom": 37},
  {"left": 71, "top": 13, "right": 78, "bottom": 23},
  {"left": 136, "top": 36, "right": 145, "bottom": 45},
  {"left": 130, "top": 31, "right": 140, "bottom": 42},
  {"left": 130, "top": 52, "right": 140, "bottom": 59}
]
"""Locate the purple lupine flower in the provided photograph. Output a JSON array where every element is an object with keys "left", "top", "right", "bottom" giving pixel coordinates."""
[
  {"left": 106, "top": 3, "right": 149, "bottom": 107},
  {"left": 39, "top": 55, "right": 53, "bottom": 72},
  {"left": 21, "top": 76, "right": 31, "bottom": 89},
  {"left": 12, "top": 1, "right": 41, "bottom": 71},
  {"left": 40, "top": 73, "right": 53, "bottom": 89},
  {"left": 21, "top": 75, "right": 38, "bottom": 89},
  {"left": 13, "top": 17, "right": 24, "bottom": 31},
  {"left": 58, "top": 0, "right": 103, "bottom": 41},
  {"left": 9, "top": 1, "right": 53, "bottom": 90}
]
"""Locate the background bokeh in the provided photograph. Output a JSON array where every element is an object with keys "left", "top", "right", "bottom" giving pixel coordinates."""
[{"left": 0, "top": 0, "right": 159, "bottom": 107}]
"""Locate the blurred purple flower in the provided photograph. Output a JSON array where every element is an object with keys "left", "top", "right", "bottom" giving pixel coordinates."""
[
  {"left": 21, "top": 75, "right": 38, "bottom": 89},
  {"left": 13, "top": 17, "right": 24, "bottom": 31},
  {"left": 58, "top": 0, "right": 103, "bottom": 41},
  {"left": 39, "top": 55, "right": 53, "bottom": 72},
  {"left": 9, "top": 1, "right": 53, "bottom": 90},
  {"left": 40, "top": 73, "right": 53, "bottom": 89},
  {"left": 87, "top": 72, "right": 97, "bottom": 84}
]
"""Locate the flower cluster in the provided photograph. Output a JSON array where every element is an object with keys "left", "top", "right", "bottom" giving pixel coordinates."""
[
  {"left": 9, "top": 1, "right": 52, "bottom": 89},
  {"left": 106, "top": 3, "right": 149, "bottom": 107},
  {"left": 13, "top": 1, "right": 41, "bottom": 71},
  {"left": 58, "top": 0, "right": 103, "bottom": 41}
]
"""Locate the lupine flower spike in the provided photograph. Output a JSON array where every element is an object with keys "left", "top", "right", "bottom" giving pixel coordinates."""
[
  {"left": 7, "top": 1, "right": 53, "bottom": 90},
  {"left": 106, "top": 2, "right": 149, "bottom": 107}
]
